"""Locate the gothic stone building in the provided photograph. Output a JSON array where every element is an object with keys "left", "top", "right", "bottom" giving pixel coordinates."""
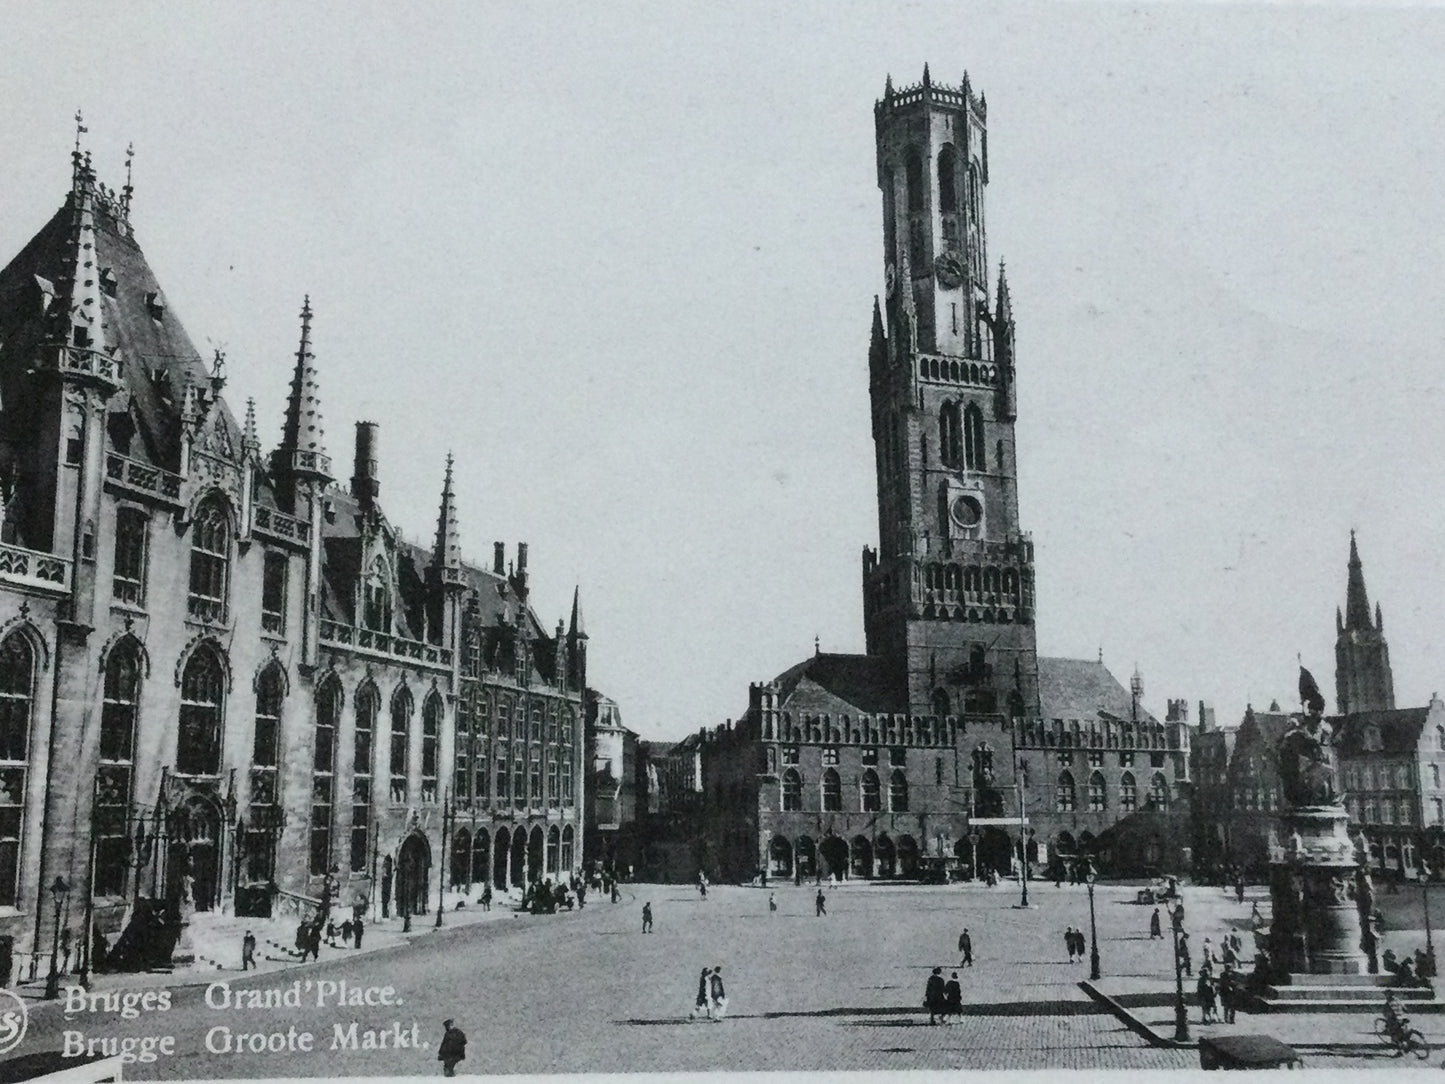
[
  {"left": 0, "top": 147, "right": 587, "bottom": 972},
  {"left": 686, "top": 69, "right": 1192, "bottom": 884}
]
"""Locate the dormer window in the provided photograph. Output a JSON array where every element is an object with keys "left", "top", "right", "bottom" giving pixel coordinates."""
[
  {"left": 99, "top": 268, "right": 117, "bottom": 297},
  {"left": 1363, "top": 726, "right": 1382, "bottom": 752},
  {"left": 145, "top": 291, "right": 165, "bottom": 320}
]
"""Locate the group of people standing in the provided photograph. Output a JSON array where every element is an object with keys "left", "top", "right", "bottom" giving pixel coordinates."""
[
  {"left": 689, "top": 966, "right": 728, "bottom": 1021},
  {"left": 1062, "top": 925, "right": 1088, "bottom": 963},
  {"left": 923, "top": 967, "right": 964, "bottom": 1024}
]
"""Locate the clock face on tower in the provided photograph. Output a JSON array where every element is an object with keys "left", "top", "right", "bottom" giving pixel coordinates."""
[
  {"left": 950, "top": 494, "right": 982, "bottom": 528},
  {"left": 934, "top": 250, "right": 966, "bottom": 290}
]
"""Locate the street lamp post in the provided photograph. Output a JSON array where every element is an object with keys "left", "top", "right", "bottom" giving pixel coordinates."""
[
  {"left": 968, "top": 830, "right": 980, "bottom": 883},
  {"left": 1086, "top": 865, "right": 1101, "bottom": 980},
  {"left": 1015, "top": 759, "right": 1030, "bottom": 908},
  {"left": 44, "top": 876, "right": 68, "bottom": 1000},
  {"left": 1420, "top": 867, "right": 1436, "bottom": 977},
  {"left": 436, "top": 791, "right": 451, "bottom": 930},
  {"left": 1169, "top": 903, "right": 1190, "bottom": 1042}
]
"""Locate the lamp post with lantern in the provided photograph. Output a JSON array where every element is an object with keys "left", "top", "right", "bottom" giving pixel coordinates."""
[
  {"left": 1420, "top": 865, "right": 1437, "bottom": 978},
  {"left": 44, "top": 876, "right": 69, "bottom": 1000},
  {"left": 1086, "top": 863, "right": 1101, "bottom": 980},
  {"left": 1169, "top": 901, "right": 1190, "bottom": 1042}
]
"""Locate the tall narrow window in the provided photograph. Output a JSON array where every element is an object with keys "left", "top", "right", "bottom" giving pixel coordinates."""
[
  {"left": 177, "top": 645, "right": 225, "bottom": 775},
  {"left": 1056, "top": 770, "right": 1076, "bottom": 812},
  {"left": 546, "top": 751, "right": 558, "bottom": 810},
  {"left": 389, "top": 687, "right": 411, "bottom": 803},
  {"left": 963, "top": 403, "right": 985, "bottom": 470},
  {"left": 495, "top": 700, "right": 510, "bottom": 804},
  {"left": 1088, "top": 770, "right": 1107, "bottom": 812},
  {"left": 782, "top": 769, "right": 803, "bottom": 812},
  {"left": 938, "top": 147, "right": 958, "bottom": 214},
  {"left": 1150, "top": 772, "right": 1170, "bottom": 810},
  {"left": 261, "top": 551, "right": 287, "bottom": 636},
  {"left": 906, "top": 148, "right": 924, "bottom": 214},
  {"left": 96, "top": 639, "right": 140, "bottom": 895},
  {"left": 186, "top": 498, "right": 230, "bottom": 622},
  {"left": 112, "top": 508, "right": 148, "bottom": 606},
  {"left": 0, "top": 634, "right": 33, "bottom": 907},
  {"left": 310, "top": 676, "right": 339, "bottom": 876},
  {"left": 889, "top": 769, "right": 909, "bottom": 812},
  {"left": 939, "top": 403, "right": 962, "bottom": 467},
  {"left": 363, "top": 559, "right": 391, "bottom": 634},
  {"left": 455, "top": 694, "right": 472, "bottom": 806},
  {"left": 352, "top": 682, "right": 377, "bottom": 872},
  {"left": 560, "top": 709, "right": 574, "bottom": 806},
  {"left": 529, "top": 753, "right": 542, "bottom": 806},
  {"left": 248, "top": 663, "right": 285, "bottom": 883},
  {"left": 514, "top": 756, "right": 527, "bottom": 811},
  {"left": 421, "top": 692, "right": 441, "bottom": 803},
  {"left": 822, "top": 768, "right": 842, "bottom": 811},
  {"left": 1120, "top": 771, "right": 1137, "bottom": 813},
  {"left": 861, "top": 768, "right": 881, "bottom": 812}
]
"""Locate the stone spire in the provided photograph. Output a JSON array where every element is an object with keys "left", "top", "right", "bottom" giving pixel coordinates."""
[
  {"left": 241, "top": 397, "right": 261, "bottom": 461},
  {"left": 433, "top": 453, "right": 461, "bottom": 574},
  {"left": 274, "top": 296, "right": 332, "bottom": 482},
  {"left": 1344, "top": 530, "right": 1372, "bottom": 631},
  {"left": 569, "top": 586, "right": 586, "bottom": 640},
  {"left": 996, "top": 262, "right": 1013, "bottom": 325},
  {"left": 51, "top": 135, "right": 112, "bottom": 359}
]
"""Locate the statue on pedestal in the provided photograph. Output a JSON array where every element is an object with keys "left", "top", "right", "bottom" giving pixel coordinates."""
[{"left": 1277, "top": 668, "right": 1341, "bottom": 808}]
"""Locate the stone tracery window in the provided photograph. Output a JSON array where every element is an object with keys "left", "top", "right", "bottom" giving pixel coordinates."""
[
  {"left": 782, "top": 768, "right": 803, "bottom": 811},
  {"left": 96, "top": 638, "right": 139, "bottom": 895},
  {"left": 177, "top": 644, "right": 225, "bottom": 776},
  {"left": 1120, "top": 771, "right": 1137, "bottom": 813},
  {"left": 248, "top": 662, "right": 285, "bottom": 882},
  {"left": 822, "top": 768, "right": 842, "bottom": 811},
  {"left": 389, "top": 686, "right": 411, "bottom": 803},
  {"left": 351, "top": 681, "right": 377, "bottom": 872},
  {"left": 421, "top": 692, "right": 441, "bottom": 803},
  {"left": 311, "top": 675, "right": 339, "bottom": 875},
  {"left": 861, "top": 768, "right": 881, "bottom": 812},
  {"left": 186, "top": 498, "right": 230, "bottom": 622},
  {"left": 889, "top": 769, "right": 909, "bottom": 812},
  {"left": 0, "top": 634, "right": 33, "bottom": 907}
]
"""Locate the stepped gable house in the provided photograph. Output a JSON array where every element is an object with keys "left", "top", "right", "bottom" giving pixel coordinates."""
[
  {"left": 688, "top": 69, "right": 1192, "bottom": 885},
  {"left": 0, "top": 140, "right": 587, "bottom": 970}
]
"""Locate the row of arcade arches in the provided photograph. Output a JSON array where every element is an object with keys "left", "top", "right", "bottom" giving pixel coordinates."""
[
  {"left": 766, "top": 828, "right": 1018, "bottom": 880},
  {"left": 447, "top": 824, "right": 576, "bottom": 891}
]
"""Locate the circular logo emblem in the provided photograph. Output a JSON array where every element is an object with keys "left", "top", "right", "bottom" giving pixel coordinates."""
[{"left": 0, "top": 989, "right": 29, "bottom": 1054}]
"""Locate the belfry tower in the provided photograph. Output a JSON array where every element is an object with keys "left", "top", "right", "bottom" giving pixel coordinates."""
[
  {"left": 1335, "top": 532, "right": 1394, "bottom": 715},
  {"left": 861, "top": 67, "right": 1039, "bottom": 720}
]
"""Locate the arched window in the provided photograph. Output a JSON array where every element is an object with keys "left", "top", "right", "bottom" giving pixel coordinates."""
[
  {"left": 311, "top": 675, "right": 339, "bottom": 876},
  {"left": 513, "top": 754, "right": 527, "bottom": 811},
  {"left": 352, "top": 681, "right": 377, "bottom": 872},
  {"left": 0, "top": 634, "right": 34, "bottom": 906},
  {"left": 529, "top": 751, "right": 543, "bottom": 807},
  {"left": 968, "top": 161, "right": 981, "bottom": 221},
  {"left": 561, "top": 709, "right": 575, "bottom": 807},
  {"left": 822, "top": 768, "right": 842, "bottom": 811},
  {"left": 1088, "top": 770, "right": 1107, "bottom": 812},
  {"left": 389, "top": 686, "right": 411, "bottom": 803},
  {"left": 1056, "top": 770, "right": 1076, "bottom": 812},
  {"left": 362, "top": 558, "right": 391, "bottom": 634},
  {"left": 247, "top": 663, "right": 285, "bottom": 883},
  {"left": 963, "top": 403, "right": 985, "bottom": 470},
  {"left": 455, "top": 694, "right": 472, "bottom": 806},
  {"left": 938, "top": 146, "right": 958, "bottom": 214},
  {"left": 889, "top": 769, "right": 909, "bottom": 812},
  {"left": 421, "top": 692, "right": 441, "bottom": 803},
  {"left": 96, "top": 639, "right": 140, "bottom": 895},
  {"left": 782, "top": 768, "right": 803, "bottom": 811},
  {"left": 861, "top": 768, "right": 881, "bottom": 812},
  {"left": 1151, "top": 772, "right": 1170, "bottom": 809},
  {"left": 1120, "top": 771, "right": 1137, "bottom": 813},
  {"left": 495, "top": 699, "right": 511, "bottom": 804},
  {"left": 546, "top": 748, "right": 558, "bottom": 809},
  {"left": 177, "top": 644, "right": 225, "bottom": 776},
  {"left": 186, "top": 498, "right": 230, "bottom": 622},
  {"left": 905, "top": 147, "right": 925, "bottom": 214},
  {"left": 939, "top": 403, "right": 962, "bottom": 467}
]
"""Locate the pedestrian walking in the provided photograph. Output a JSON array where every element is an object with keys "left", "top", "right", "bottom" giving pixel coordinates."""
[
  {"left": 642, "top": 901, "right": 653, "bottom": 933},
  {"left": 353, "top": 916, "right": 365, "bottom": 949},
  {"left": 1073, "top": 927, "right": 1086, "bottom": 961},
  {"left": 437, "top": 1018, "right": 466, "bottom": 1077},
  {"left": 1177, "top": 931, "right": 1193, "bottom": 977},
  {"left": 1235, "top": 876, "right": 1246, "bottom": 905},
  {"left": 576, "top": 882, "right": 586, "bottom": 909},
  {"left": 1219, "top": 965, "right": 1238, "bottom": 1024},
  {"left": 1064, "top": 926, "right": 1077, "bottom": 963},
  {"left": 1196, "top": 971, "right": 1217, "bottom": 1024},
  {"left": 815, "top": 889, "right": 827, "bottom": 917},
  {"left": 690, "top": 968, "right": 712, "bottom": 1020},
  {"left": 1149, "top": 907, "right": 1162, "bottom": 939},
  {"left": 481, "top": 883, "right": 492, "bottom": 911},
  {"left": 1249, "top": 901, "right": 1263, "bottom": 928},
  {"left": 958, "top": 927, "right": 973, "bottom": 967},
  {"left": 307, "top": 922, "right": 322, "bottom": 962},
  {"left": 944, "top": 971, "right": 963, "bottom": 1023},
  {"left": 768, "top": 893, "right": 777, "bottom": 913},
  {"left": 325, "top": 919, "right": 337, "bottom": 947},
  {"left": 924, "top": 966, "right": 947, "bottom": 1025},
  {"left": 611, "top": 881, "right": 621, "bottom": 904},
  {"left": 709, "top": 965, "right": 729, "bottom": 1020},
  {"left": 340, "top": 919, "right": 354, "bottom": 946},
  {"left": 294, "top": 920, "right": 308, "bottom": 959},
  {"left": 241, "top": 930, "right": 256, "bottom": 971}
]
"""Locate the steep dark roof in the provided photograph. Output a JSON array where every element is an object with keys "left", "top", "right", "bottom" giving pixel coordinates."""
[
  {"left": 771, "top": 652, "right": 902, "bottom": 715},
  {"left": 1333, "top": 707, "right": 1431, "bottom": 756},
  {"left": 1037, "top": 657, "right": 1158, "bottom": 725}
]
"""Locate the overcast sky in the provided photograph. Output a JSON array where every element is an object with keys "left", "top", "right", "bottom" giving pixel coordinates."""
[{"left": 3, "top": 3, "right": 1444, "bottom": 740}]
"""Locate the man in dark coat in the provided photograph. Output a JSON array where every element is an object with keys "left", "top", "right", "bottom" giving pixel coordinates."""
[
  {"left": 815, "top": 889, "right": 826, "bottom": 917},
  {"left": 1064, "top": 926, "right": 1077, "bottom": 963},
  {"left": 944, "top": 972, "right": 963, "bottom": 1023},
  {"left": 924, "top": 967, "right": 947, "bottom": 1025},
  {"left": 380, "top": 855, "right": 393, "bottom": 919},
  {"left": 1149, "top": 907, "right": 1163, "bottom": 939},
  {"left": 958, "top": 928, "right": 973, "bottom": 967},
  {"left": 353, "top": 916, "right": 364, "bottom": 949},
  {"left": 691, "top": 967, "right": 711, "bottom": 1020},
  {"left": 642, "top": 901, "right": 653, "bottom": 933},
  {"left": 437, "top": 1019, "right": 466, "bottom": 1076}
]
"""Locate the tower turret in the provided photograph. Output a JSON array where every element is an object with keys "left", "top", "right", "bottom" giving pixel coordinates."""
[
  {"left": 1335, "top": 531, "right": 1395, "bottom": 714},
  {"left": 567, "top": 586, "right": 588, "bottom": 693}
]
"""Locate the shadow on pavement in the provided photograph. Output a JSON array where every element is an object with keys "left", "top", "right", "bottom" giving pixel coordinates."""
[{"left": 619, "top": 999, "right": 1108, "bottom": 1026}]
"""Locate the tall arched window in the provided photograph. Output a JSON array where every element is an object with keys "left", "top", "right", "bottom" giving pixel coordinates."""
[
  {"left": 963, "top": 403, "right": 985, "bottom": 470},
  {"left": 822, "top": 768, "right": 842, "bottom": 811},
  {"left": 247, "top": 663, "right": 285, "bottom": 883},
  {"left": 351, "top": 681, "right": 377, "bottom": 872},
  {"left": 455, "top": 694, "right": 472, "bottom": 806},
  {"left": 389, "top": 686, "right": 411, "bottom": 803},
  {"left": 186, "top": 498, "right": 230, "bottom": 622},
  {"left": 311, "top": 675, "right": 340, "bottom": 876},
  {"left": 939, "top": 403, "right": 962, "bottom": 467},
  {"left": 905, "top": 148, "right": 925, "bottom": 213},
  {"left": 96, "top": 639, "right": 140, "bottom": 895},
  {"left": 889, "top": 769, "right": 909, "bottom": 812},
  {"left": 495, "top": 699, "right": 511, "bottom": 804},
  {"left": 861, "top": 768, "right": 881, "bottom": 812},
  {"left": 560, "top": 709, "right": 574, "bottom": 807},
  {"left": 363, "top": 559, "right": 391, "bottom": 634},
  {"left": 177, "top": 644, "right": 225, "bottom": 776},
  {"left": 1088, "top": 770, "right": 1107, "bottom": 812},
  {"left": 0, "top": 634, "right": 34, "bottom": 906},
  {"left": 1120, "top": 771, "right": 1137, "bottom": 813},
  {"left": 782, "top": 768, "right": 803, "bottom": 812},
  {"left": 421, "top": 692, "right": 442, "bottom": 803},
  {"left": 938, "top": 146, "right": 958, "bottom": 214},
  {"left": 1056, "top": 770, "right": 1076, "bottom": 812},
  {"left": 1150, "top": 772, "right": 1170, "bottom": 809}
]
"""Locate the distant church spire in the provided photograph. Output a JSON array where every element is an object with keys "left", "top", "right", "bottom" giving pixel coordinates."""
[
  {"left": 1336, "top": 531, "right": 1394, "bottom": 715},
  {"left": 569, "top": 586, "right": 586, "bottom": 640},
  {"left": 274, "top": 296, "right": 332, "bottom": 483},
  {"left": 433, "top": 453, "right": 461, "bottom": 572},
  {"left": 1344, "top": 530, "right": 1373, "bottom": 631}
]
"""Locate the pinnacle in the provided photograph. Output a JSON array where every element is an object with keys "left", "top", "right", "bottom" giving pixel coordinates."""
[
  {"left": 276, "top": 296, "right": 331, "bottom": 481},
  {"left": 434, "top": 453, "right": 461, "bottom": 571}
]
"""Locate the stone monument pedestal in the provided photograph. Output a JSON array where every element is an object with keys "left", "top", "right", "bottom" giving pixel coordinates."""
[{"left": 1267, "top": 805, "right": 1367, "bottom": 976}]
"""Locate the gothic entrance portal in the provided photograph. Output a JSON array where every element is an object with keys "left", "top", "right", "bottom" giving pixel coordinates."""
[
  {"left": 396, "top": 832, "right": 430, "bottom": 916},
  {"left": 819, "top": 836, "right": 848, "bottom": 880},
  {"left": 493, "top": 827, "right": 510, "bottom": 889},
  {"left": 167, "top": 796, "right": 221, "bottom": 911}
]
